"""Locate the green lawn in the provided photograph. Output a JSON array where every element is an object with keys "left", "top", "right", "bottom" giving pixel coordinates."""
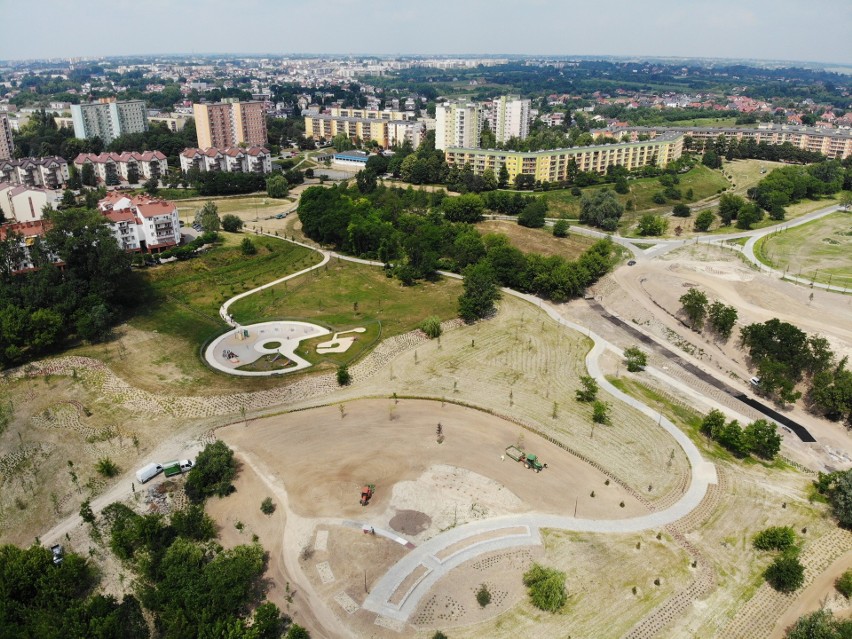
[
  {"left": 175, "top": 195, "right": 289, "bottom": 224},
  {"left": 229, "top": 260, "right": 463, "bottom": 367},
  {"left": 130, "top": 235, "right": 321, "bottom": 350},
  {"left": 540, "top": 165, "right": 729, "bottom": 227},
  {"left": 755, "top": 212, "right": 852, "bottom": 287},
  {"left": 664, "top": 117, "right": 739, "bottom": 127}
]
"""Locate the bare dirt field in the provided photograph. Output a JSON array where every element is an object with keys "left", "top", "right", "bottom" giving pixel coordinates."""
[{"left": 217, "top": 400, "right": 647, "bottom": 524}]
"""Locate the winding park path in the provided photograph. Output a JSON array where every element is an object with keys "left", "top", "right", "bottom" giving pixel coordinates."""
[{"left": 209, "top": 226, "right": 719, "bottom": 625}]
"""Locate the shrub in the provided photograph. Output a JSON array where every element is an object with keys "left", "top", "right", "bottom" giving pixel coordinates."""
[
  {"left": 753, "top": 526, "right": 796, "bottom": 551},
  {"left": 672, "top": 203, "right": 691, "bottom": 217},
  {"left": 241, "top": 237, "right": 257, "bottom": 255},
  {"left": 96, "top": 457, "right": 119, "bottom": 478},
  {"left": 420, "top": 316, "right": 443, "bottom": 339},
  {"left": 652, "top": 192, "right": 666, "bottom": 205},
  {"left": 286, "top": 624, "right": 311, "bottom": 639},
  {"left": 624, "top": 346, "right": 647, "bottom": 372},
  {"left": 592, "top": 400, "right": 611, "bottom": 425},
  {"left": 523, "top": 563, "right": 567, "bottom": 612},
  {"left": 552, "top": 219, "right": 570, "bottom": 237},
  {"left": 337, "top": 364, "right": 351, "bottom": 386},
  {"left": 575, "top": 375, "right": 598, "bottom": 402},
  {"left": 261, "top": 497, "right": 276, "bottom": 515},
  {"left": 836, "top": 569, "right": 852, "bottom": 598},
  {"left": 637, "top": 213, "right": 666, "bottom": 236},
  {"left": 476, "top": 583, "right": 491, "bottom": 607},
  {"left": 765, "top": 554, "right": 805, "bottom": 592},
  {"left": 694, "top": 210, "right": 715, "bottom": 231},
  {"left": 221, "top": 214, "right": 244, "bottom": 232}
]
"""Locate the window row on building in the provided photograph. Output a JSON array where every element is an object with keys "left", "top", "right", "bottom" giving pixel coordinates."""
[
  {"left": 73, "top": 151, "right": 169, "bottom": 184},
  {"left": 0, "top": 156, "right": 69, "bottom": 189},
  {"left": 445, "top": 134, "right": 684, "bottom": 183},
  {"left": 304, "top": 114, "right": 426, "bottom": 149},
  {"left": 179, "top": 146, "right": 272, "bottom": 174}
]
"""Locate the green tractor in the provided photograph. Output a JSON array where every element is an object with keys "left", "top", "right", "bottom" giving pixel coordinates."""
[{"left": 505, "top": 445, "right": 545, "bottom": 472}]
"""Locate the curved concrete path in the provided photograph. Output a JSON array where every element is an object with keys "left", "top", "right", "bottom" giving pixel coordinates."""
[
  {"left": 361, "top": 289, "right": 716, "bottom": 622},
  {"left": 212, "top": 224, "right": 718, "bottom": 624}
]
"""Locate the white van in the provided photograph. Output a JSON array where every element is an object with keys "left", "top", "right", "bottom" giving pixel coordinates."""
[{"left": 135, "top": 463, "right": 164, "bottom": 483}]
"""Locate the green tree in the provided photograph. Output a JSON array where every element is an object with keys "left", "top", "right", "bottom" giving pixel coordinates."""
[
  {"left": 143, "top": 176, "right": 159, "bottom": 196},
  {"left": 765, "top": 554, "right": 805, "bottom": 593},
  {"left": 679, "top": 287, "right": 708, "bottom": 329},
  {"left": 707, "top": 301, "right": 738, "bottom": 339},
  {"left": 458, "top": 261, "right": 500, "bottom": 323},
  {"left": 523, "top": 563, "right": 567, "bottom": 612},
  {"left": 184, "top": 441, "right": 237, "bottom": 502},
  {"left": 736, "top": 203, "right": 764, "bottom": 230},
  {"left": 81, "top": 162, "right": 96, "bottom": 186},
  {"left": 575, "top": 375, "right": 598, "bottom": 402},
  {"left": 266, "top": 173, "right": 290, "bottom": 198},
  {"left": 700, "top": 409, "right": 727, "bottom": 439},
  {"left": 518, "top": 198, "right": 548, "bottom": 228},
  {"left": 836, "top": 569, "right": 852, "bottom": 598},
  {"left": 498, "top": 165, "right": 510, "bottom": 189},
  {"left": 694, "top": 209, "right": 715, "bottom": 232},
  {"left": 702, "top": 149, "right": 722, "bottom": 169},
  {"left": 614, "top": 177, "right": 629, "bottom": 194},
  {"left": 260, "top": 497, "right": 276, "bottom": 515},
  {"left": 61, "top": 189, "right": 76, "bottom": 207},
  {"left": 355, "top": 168, "right": 377, "bottom": 194},
  {"left": 637, "top": 214, "right": 666, "bottom": 236},
  {"left": 221, "top": 214, "right": 244, "bottom": 233},
  {"left": 785, "top": 609, "right": 847, "bottom": 639},
  {"left": 743, "top": 419, "right": 781, "bottom": 459},
  {"left": 443, "top": 193, "right": 484, "bottom": 223},
  {"left": 592, "top": 400, "right": 611, "bottom": 425},
  {"left": 195, "top": 201, "right": 221, "bottom": 233},
  {"left": 718, "top": 193, "right": 744, "bottom": 226},
  {"left": 240, "top": 237, "right": 257, "bottom": 256},
  {"left": 286, "top": 624, "right": 311, "bottom": 639},
  {"left": 753, "top": 526, "right": 796, "bottom": 551},
  {"left": 126, "top": 164, "right": 139, "bottom": 185},
  {"left": 579, "top": 190, "right": 624, "bottom": 231},
  {"left": 170, "top": 504, "right": 216, "bottom": 541},
  {"left": 552, "top": 219, "right": 570, "bottom": 237},
  {"left": 672, "top": 203, "right": 691, "bottom": 217},
  {"left": 337, "top": 364, "right": 351, "bottom": 386},
  {"left": 826, "top": 469, "right": 852, "bottom": 528},
  {"left": 624, "top": 346, "right": 647, "bottom": 372}
]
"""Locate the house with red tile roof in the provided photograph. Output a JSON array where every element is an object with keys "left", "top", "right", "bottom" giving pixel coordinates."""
[
  {"left": 74, "top": 151, "right": 168, "bottom": 185},
  {"left": 98, "top": 193, "right": 180, "bottom": 252}
]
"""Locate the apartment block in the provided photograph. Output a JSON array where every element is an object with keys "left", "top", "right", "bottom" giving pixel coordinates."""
[
  {"left": 491, "top": 95, "right": 531, "bottom": 144},
  {"left": 0, "top": 220, "right": 59, "bottom": 272},
  {"left": 445, "top": 133, "right": 683, "bottom": 183},
  {"left": 0, "top": 183, "right": 61, "bottom": 223},
  {"left": 73, "top": 151, "right": 168, "bottom": 184},
  {"left": 594, "top": 124, "right": 852, "bottom": 160},
  {"left": 0, "top": 115, "right": 13, "bottom": 161},
  {"left": 303, "top": 114, "right": 425, "bottom": 148},
  {"left": 193, "top": 101, "right": 268, "bottom": 148},
  {"left": 179, "top": 146, "right": 272, "bottom": 174},
  {"left": 70, "top": 99, "right": 148, "bottom": 145},
  {"left": 0, "top": 156, "right": 69, "bottom": 189},
  {"left": 98, "top": 192, "right": 181, "bottom": 253},
  {"left": 435, "top": 102, "right": 482, "bottom": 151},
  {"left": 328, "top": 107, "right": 414, "bottom": 121}
]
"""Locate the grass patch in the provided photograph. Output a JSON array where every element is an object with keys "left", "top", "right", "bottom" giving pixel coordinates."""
[
  {"left": 174, "top": 195, "right": 291, "bottom": 224},
  {"left": 477, "top": 220, "right": 595, "bottom": 259},
  {"left": 665, "top": 117, "right": 740, "bottom": 127},
  {"left": 541, "top": 165, "right": 728, "bottom": 221},
  {"left": 229, "top": 260, "right": 463, "bottom": 367},
  {"left": 139, "top": 187, "right": 200, "bottom": 200},
  {"left": 130, "top": 236, "right": 321, "bottom": 351}
]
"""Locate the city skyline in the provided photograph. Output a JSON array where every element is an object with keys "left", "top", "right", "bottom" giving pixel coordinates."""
[{"left": 2, "top": 0, "right": 851, "bottom": 65}]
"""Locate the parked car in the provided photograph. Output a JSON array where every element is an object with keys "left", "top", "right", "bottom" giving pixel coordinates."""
[{"left": 51, "top": 544, "right": 64, "bottom": 565}]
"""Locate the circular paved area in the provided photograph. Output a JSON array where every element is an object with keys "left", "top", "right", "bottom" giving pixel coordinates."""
[{"left": 204, "top": 321, "right": 330, "bottom": 377}]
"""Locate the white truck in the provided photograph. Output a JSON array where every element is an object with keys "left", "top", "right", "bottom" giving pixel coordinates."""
[
  {"left": 163, "top": 459, "right": 194, "bottom": 478},
  {"left": 135, "top": 462, "right": 164, "bottom": 484}
]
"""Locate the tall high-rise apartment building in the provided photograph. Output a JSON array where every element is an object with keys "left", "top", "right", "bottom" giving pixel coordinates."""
[
  {"left": 492, "top": 95, "right": 531, "bottom": 145},
  {"left": 193, "top": 101, "right": 268, "bottom": 149},
  {"left": 434, "top": 102, "right": 482, "bottom": 151},
  {"left": 0, "top": 115, "right": 13, "bottom": 160},
  {"left": 70, "top": 99, "right": 148, "bottom": 145}
]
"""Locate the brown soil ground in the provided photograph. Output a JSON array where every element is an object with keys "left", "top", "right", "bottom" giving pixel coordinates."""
[{"left": 217, "top": 399, "right": 647, "bottom": 523}]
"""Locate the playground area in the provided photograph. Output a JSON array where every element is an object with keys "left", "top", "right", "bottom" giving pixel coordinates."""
[{"left": 204, "top": 321, "right": 330, "bottom": 376}]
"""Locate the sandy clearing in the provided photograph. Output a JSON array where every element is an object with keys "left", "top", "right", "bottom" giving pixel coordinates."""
[{"left": 218, "top": 399, "right": 648, "bottom": 524}]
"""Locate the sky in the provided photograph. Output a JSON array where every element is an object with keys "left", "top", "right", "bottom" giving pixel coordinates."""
[{"left": 3, "top": 0, "right": 851, "bottom": 65}]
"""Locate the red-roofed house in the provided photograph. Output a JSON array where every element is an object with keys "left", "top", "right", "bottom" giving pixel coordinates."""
[
  {"left": 98, "top": 193, "right": 180, "bottom": 252},
  {"left": 74, "top": 151, "right": 168, "bottom": 185},
  {"left": 0, "top": 220, "right": 61, "bottom": 272}
]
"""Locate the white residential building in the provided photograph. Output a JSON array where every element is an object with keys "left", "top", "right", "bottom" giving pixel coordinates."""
[
  {"left": 74, "top": 151, "right": 168, "bottom": 185},
  {"left": 492, "top": 95, "right": 531, "bottom": 144},
  {"left": 70, "top": 99, "right": 148, "bottom": 145},
  {"left": 0, "top": 157, "right": 69, "bottom": 189},
  {"left": 179, "top": 146, "right": 272, "bottom": 174},
  {"left": 435, "top": 102, "right": 482, "bottom": 151},
  {"left": 0, "top": 114, "right": 13, "bottom": 161},
  {"left": 98, "top": 192, "right": 180, "bottom": 253},
  {"left": 0, "top": 183, "right": 61, "bottom": 223}
]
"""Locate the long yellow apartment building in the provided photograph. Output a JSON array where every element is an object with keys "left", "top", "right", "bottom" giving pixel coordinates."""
[{"left": 445, "top": 133, "right": 684, "bottom": 182}]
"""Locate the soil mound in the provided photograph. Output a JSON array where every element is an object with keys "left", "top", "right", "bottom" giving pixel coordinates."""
[{"left": 390, "top": 509, "right": 432, "bottom": 535}]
